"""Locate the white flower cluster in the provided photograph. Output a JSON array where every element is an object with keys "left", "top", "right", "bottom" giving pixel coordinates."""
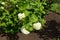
[
  {"left": 20, "top": 22, "right": 41, "bottom": 35},
  {"left": 21, "top": 28, "right": 30, "bottom": 35},
  {"left": 18, "top": 13, "right": 42, "bottom": 34},
  {"left": 1, "top": 2, "right": 5, "bottom": 5},
  {"left": 33, "top": 22, "right": 42, "bottom": 30},
  {"left": 1, "top": 6, "right": 4, "bottom": 9},
  {"left": 0, "top": 2, "right": 5, "bottom": 9},
  {"left": 18, "top": 13, "right": 25, "bottom": 20}
]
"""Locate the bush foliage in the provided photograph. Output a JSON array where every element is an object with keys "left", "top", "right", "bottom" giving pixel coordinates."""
[{"left": 0, "top": 0, "right": 49, "bottom": 34}]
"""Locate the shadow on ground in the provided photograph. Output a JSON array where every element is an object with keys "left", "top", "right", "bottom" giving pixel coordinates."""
[
  {"left": 34, "top": 20, "right": 60, "bottom": 40},
  {"left": 34, "top": 11, "right": 60, "bottom": 40}
]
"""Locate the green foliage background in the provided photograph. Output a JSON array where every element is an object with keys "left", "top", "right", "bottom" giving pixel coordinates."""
[
  {"left": 50, "top": 3, "right": 60, "bottom": 14},
  {"left": 49, "top": 0, "right": 60, "bottom": 14}
]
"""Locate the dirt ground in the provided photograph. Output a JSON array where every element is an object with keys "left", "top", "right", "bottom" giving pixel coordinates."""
[{"left": 0, "top": 11, "right": 60, "bottom": 40}]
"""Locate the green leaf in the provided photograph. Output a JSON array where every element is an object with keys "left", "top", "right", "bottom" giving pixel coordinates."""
[
  {"left": 40, "top": 19, "right": 46, "bottom": 26},
  {"left": 0, "top": 22, "right": 6, "bottom": 27},
  {"left": 24, "top": 10, "right": 30, "bottom": 16},
  {"left": 28, "top": 27, "right": 34, "bottom": 32},
  {"left": 24, "top": 22, "right": 34, "bottom": 32},
  {"left": 29, "top": 14, "right": 38, "bottom": 23}
]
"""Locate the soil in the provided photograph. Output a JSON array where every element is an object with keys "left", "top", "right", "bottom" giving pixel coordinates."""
[{"left": 0, "top": 11, "right": 60, "bottom": 40}]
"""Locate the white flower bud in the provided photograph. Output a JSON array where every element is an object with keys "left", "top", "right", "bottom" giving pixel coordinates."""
[
  {"left": 16, "top": 5, "right": 18, "bottom": 7},
  {"left": 1, "top": 2, "right": 5, "bottom": 5},
  {"left": 18, "top": 13, "right": 25, "bottom": 20},
  {"left": 1, "top": 6, "right": 4, "bottom": 9},
  {"left": 33, "top": 22, "right": 42, "bottom": 30},
  {"left": 21, "top": 28, "right": 30, "bottom": 35}
]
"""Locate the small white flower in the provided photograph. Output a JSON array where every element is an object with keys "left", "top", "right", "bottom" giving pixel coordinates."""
[
  {"left": 16, "top": 5, "right": 18, "bottom": 7},
  {"left": 18, "top": 13, "right": 25, "bottom": 20},
  {"left": 33, "top": 22, "right": 42, "bottom": 30},
  {"left": 1, "top": 2, "right": 5, "bottom": 5},
  {"left": 1, "top": 6, "right": 4, "bottom": 9},
  {"left": 21, "top": 28, "right": 30, "bottom": 34}
]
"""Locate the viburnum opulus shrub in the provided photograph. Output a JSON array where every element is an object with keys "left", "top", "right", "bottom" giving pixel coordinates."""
[{"left": 0, "top": 0, "right": 48, "bottom": 34}]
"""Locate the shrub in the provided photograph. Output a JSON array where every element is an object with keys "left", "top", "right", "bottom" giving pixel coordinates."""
[{"left": 0, "top": 0, "right": 49, "bottom": 34}]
